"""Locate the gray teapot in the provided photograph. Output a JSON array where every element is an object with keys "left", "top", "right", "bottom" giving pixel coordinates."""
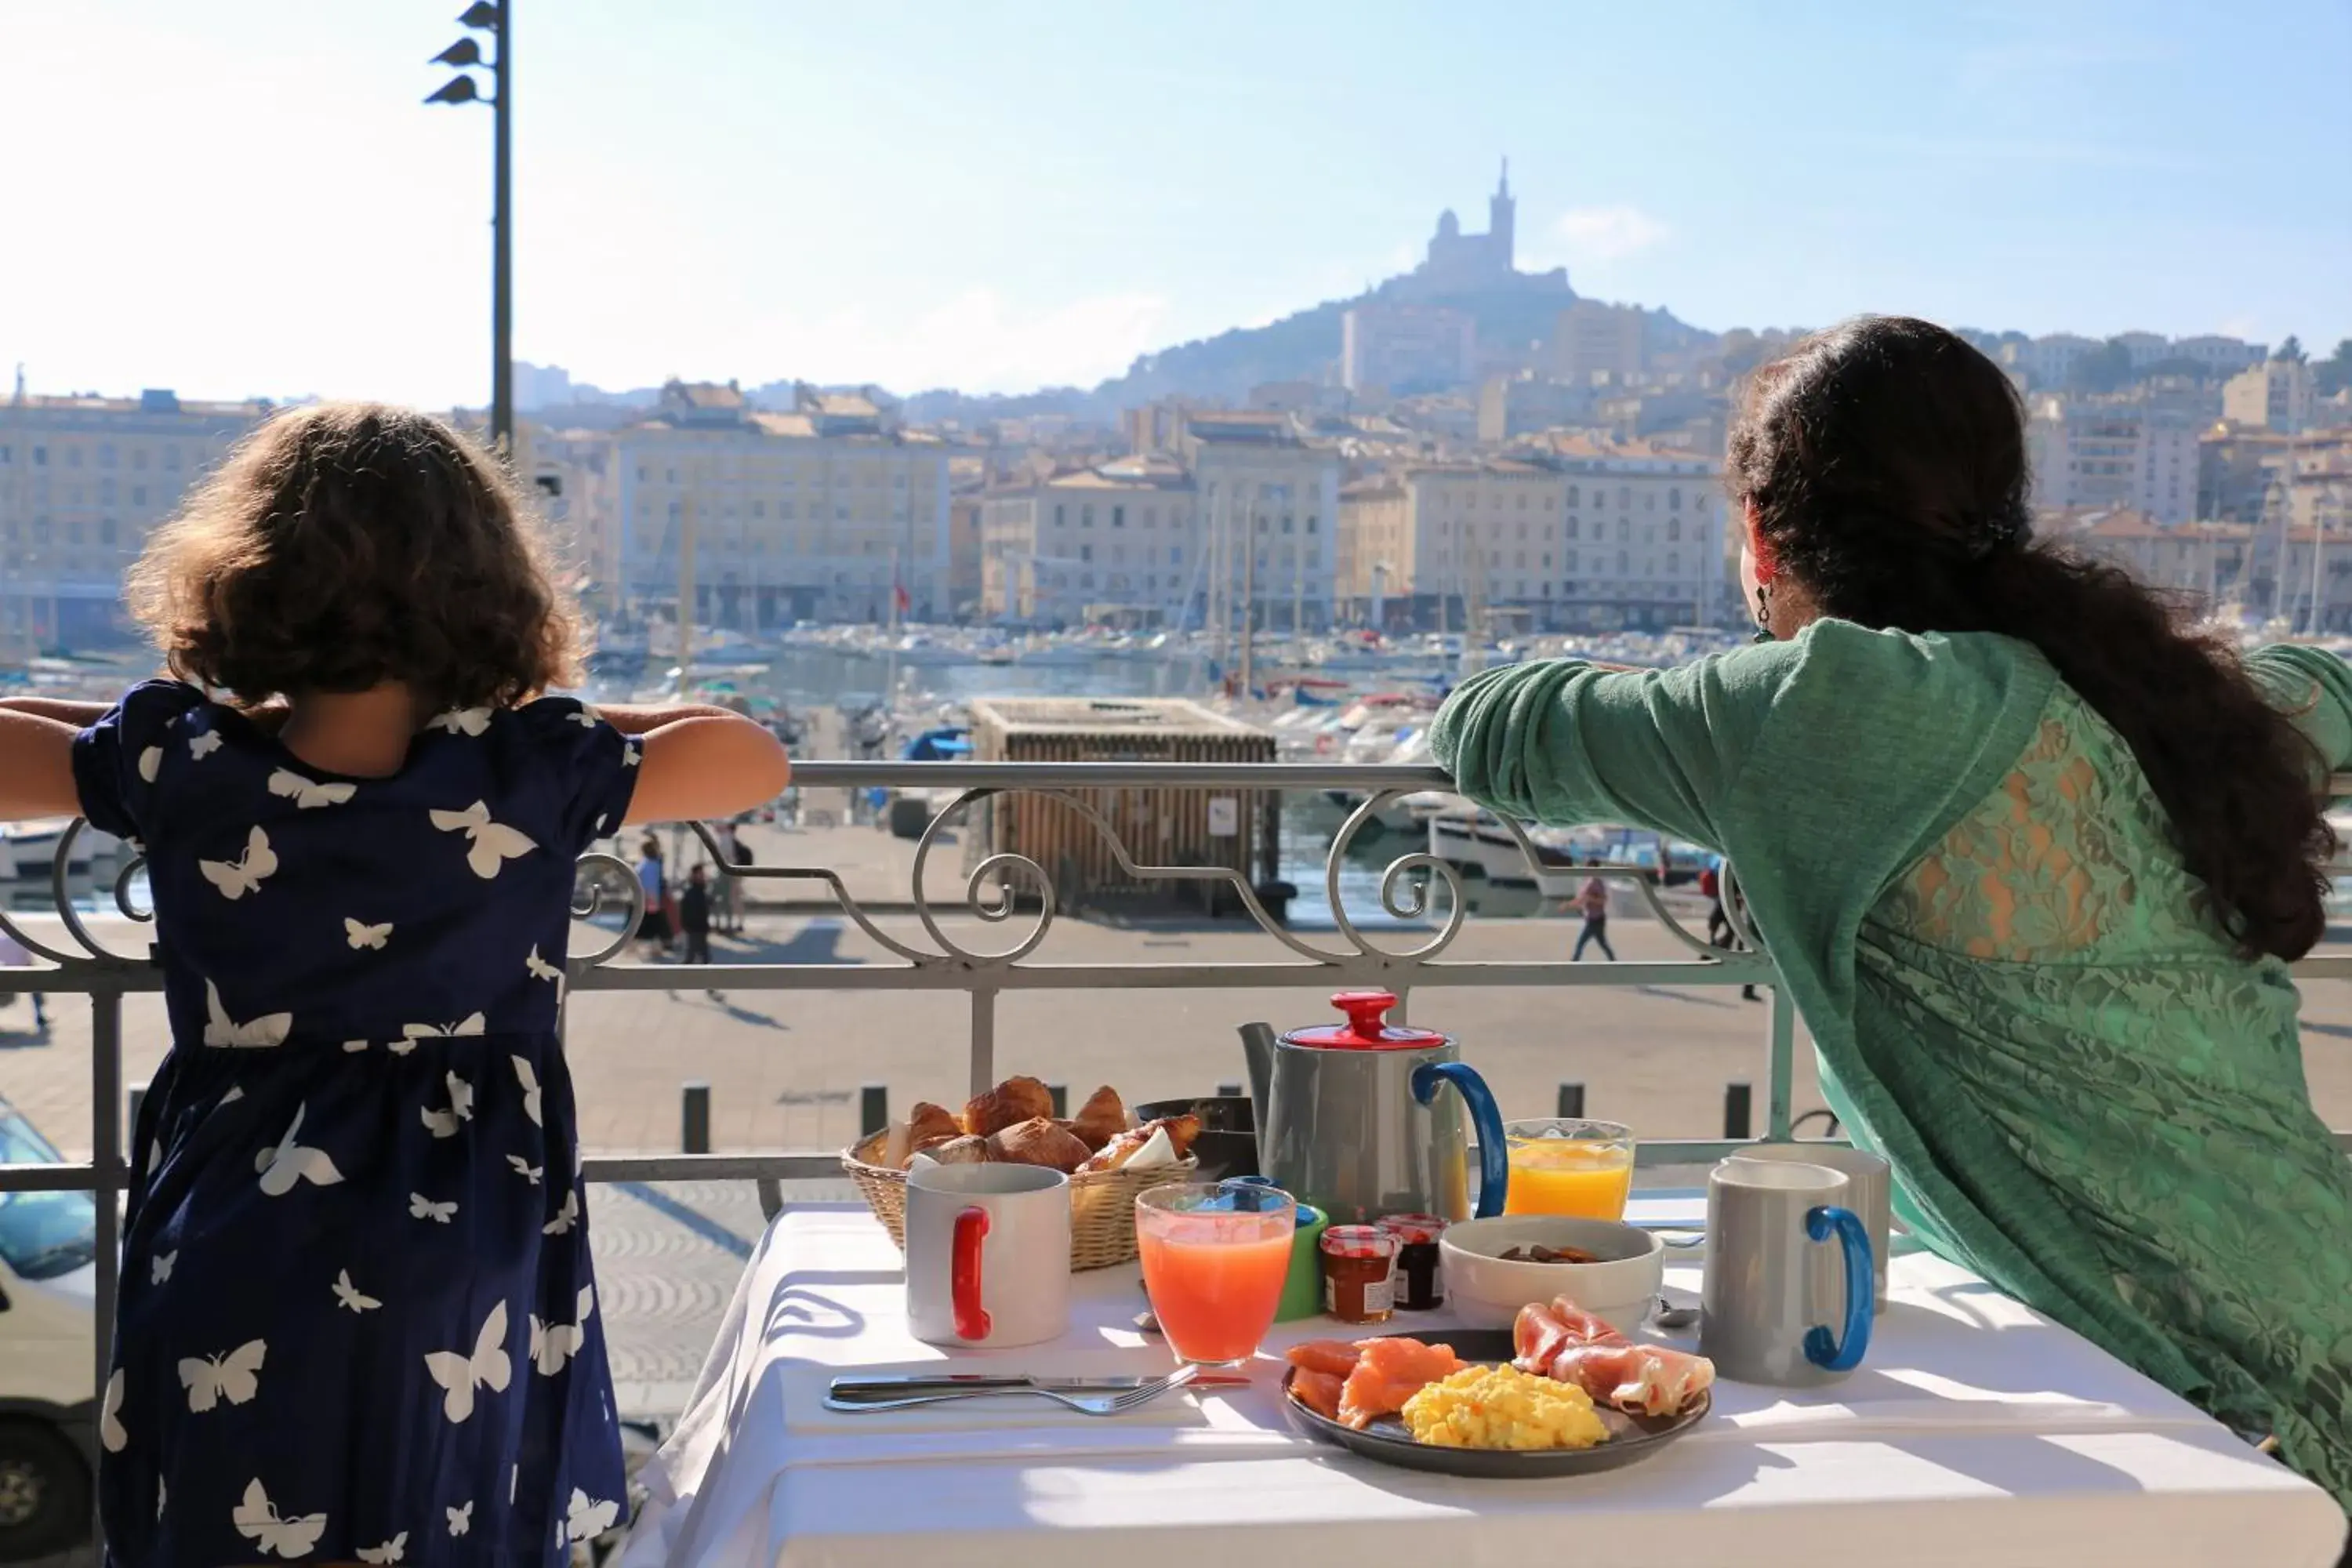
[{"left": 1242, "top": 991, "right": 1507, "bottom": 1224}]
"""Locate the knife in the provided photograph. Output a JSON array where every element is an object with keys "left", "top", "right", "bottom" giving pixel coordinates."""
[{"left": 828, "top": 1373, "right": 1250, "bottom": 1399}]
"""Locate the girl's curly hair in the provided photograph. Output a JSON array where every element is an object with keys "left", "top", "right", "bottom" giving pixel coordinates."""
[{"left": 128, "top": 401, "right": 580, "bottom": 712}]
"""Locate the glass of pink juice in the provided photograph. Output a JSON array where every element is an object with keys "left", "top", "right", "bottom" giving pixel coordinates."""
[{"left": 1135, "top": 1181, "right": 1297, "bottom": 1367}]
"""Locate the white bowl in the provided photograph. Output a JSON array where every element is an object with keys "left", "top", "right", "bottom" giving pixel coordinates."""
[{"left": 1439, "top": 1216, "right": 1665, "bottom": 1332}]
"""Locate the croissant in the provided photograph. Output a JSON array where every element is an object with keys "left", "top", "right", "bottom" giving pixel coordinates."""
[
  {"left": 961, "top": 1075, "right": 1054, "bottom": 1138},
  {"left": 1071, "top": 1085, "right": 1127, "bottom": 1151},
  {"left": 989, "top": 1116, "right": 1091, "bottom": 1172},
  {"left": 905, "top": 1101, "right": 961, "bottom": 1148},
  {"left": 1076, "top": 1123, "right": 1155, "bottom": 1174},
  {"left": 1153, "top": 1113, "right": 1201, "bottom": 1160}
]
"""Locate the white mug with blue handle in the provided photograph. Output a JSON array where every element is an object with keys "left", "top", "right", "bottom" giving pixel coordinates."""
[{"left": 1700, "top": 1156, "right": 1873, "bottom": 1385}]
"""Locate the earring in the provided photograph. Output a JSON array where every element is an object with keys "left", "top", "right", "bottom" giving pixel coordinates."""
[{"left": 1751, "top": 583, "right": 1774, "bottom": 644}]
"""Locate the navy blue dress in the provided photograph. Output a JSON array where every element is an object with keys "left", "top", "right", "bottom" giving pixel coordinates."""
[{"left": 74, "top": 680, "right": 637, "bottom": 1566}]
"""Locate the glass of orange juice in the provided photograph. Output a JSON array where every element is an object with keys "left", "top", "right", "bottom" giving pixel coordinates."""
[
  {"left": 1501, "top": 1119, "right": 1635, "bottom": 1218},
  {"left": 1135, "top": 1181, "right": 1297, "bottom": 1367}
]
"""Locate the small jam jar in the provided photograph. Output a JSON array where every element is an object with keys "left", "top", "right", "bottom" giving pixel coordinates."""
[
  {"left": 1319, "top": 1225, "right": 1399, "bottom": 1324},
  {"left": 1377, "top": 1214, "right": 1447, "bottom": 1310}
]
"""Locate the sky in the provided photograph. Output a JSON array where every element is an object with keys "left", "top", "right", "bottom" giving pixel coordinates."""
[{"left": 2, "top": 0, "right": 2347, "bottom": 406}]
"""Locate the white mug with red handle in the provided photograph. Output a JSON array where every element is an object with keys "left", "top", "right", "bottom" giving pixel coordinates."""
[{"left": 905, "top": 1162, "right": 1072, "bottom": 1348}]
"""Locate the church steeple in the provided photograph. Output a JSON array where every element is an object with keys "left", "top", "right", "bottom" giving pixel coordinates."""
[{"left": 1489, "top": 156, "right": 1515, "bottom": 270}]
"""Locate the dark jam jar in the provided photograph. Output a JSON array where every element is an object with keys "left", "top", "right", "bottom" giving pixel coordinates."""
[{"left": 1377, "top": 1214, "right": 1447, "bottom": 1310}]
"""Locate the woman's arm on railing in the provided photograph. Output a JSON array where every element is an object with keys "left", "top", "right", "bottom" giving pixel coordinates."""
[
  {"left": 593, "top": 701, "right": 750, "bottom": 737},
  {"left": 619, "top": 708, "right": 792, "bottom": 826},
  {"left": 0, "top": 708, "right": 83, "bottom": 820}
]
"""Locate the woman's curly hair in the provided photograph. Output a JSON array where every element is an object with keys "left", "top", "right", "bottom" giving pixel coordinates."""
[{"left": 127, "top": 401, "right": 580, "bottom": 711}]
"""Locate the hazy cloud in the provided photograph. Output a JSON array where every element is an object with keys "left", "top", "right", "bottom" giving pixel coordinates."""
[{"left": 1550, "top": 206, "right": 1671, "bottom": 264}]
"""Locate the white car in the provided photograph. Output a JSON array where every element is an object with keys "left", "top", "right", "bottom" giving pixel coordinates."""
[{"left": 0, "top": 1100, "right": 98, "bottom": 1561}]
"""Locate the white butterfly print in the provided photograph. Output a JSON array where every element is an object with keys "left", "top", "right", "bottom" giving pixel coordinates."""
[
  {"left": 427, "top": 706, "right": 492, "bottom": 737},
  {"left": 409, "top": 1192, "right": 458, "bottom": 1224},
  {"left": 622, "top": 740, "right": 642, "bottom": 767},
  {"left": 542, "top": 1188, "right": 580, "bottom": 1236},
  {"left": 423, "top": 1300, "right": 511, "bottom": 1424},
  {"left": 138, "top": 745, "right": 163, "bottom": 784},
  {"left": 419, "top": 1071, "right": 476, "bottom": 1138},
  {"left": 342, "top": 1039, "right": 369, "bottom": 1053},
  {"left": 506, "top": 1154, "right": 543, "bottom": 1185},
  {"left": 179, "top": 1338, "right": 267, "bottom": 1412},
  {"left": 564, "top": 1486, "right": 621, "bottom": 1544},
  {"left": 204, "top": 979, "right": 292, "bottom": 1048},
  {"left": 387, "top": 1039, "right": 416, "bottom": 1056},
  {"left": 151, "top": 1249, "right": 176, "bottom": 1285},
  {"left": 530, "top": 1286, "right": 596, "bottom": 1376},
  {"left": 356, "top": 1532, "right": 407, "bottom": 1564},
  {"left": 255, "top": 1103, "right": 342, "bottom": 1196},
  {"left": 100, "top": 1368, "right": 127, "bottom": 1453},
  {"left": 446, "top": 1499, "right": 474, "bottom": 1537},
  {"left": 568, "top": 703, "right": 601, "bottom": 728},
  {"left": 232, "top": 1478, "right": 328, "bottom": 1559},
  {"left": 405, "top": 1014, "right": 486, "bottom": 1043},
  {"left": 524, "top": 944, "right": 565, "bottom": 999},
  {"left": 198, "top": 825, "right": 278, "bottom": 901},
  {"left": 513, "top": 1054, "right": 543, "bottom": 1126},
  {"left": 344, "top": 917, "right": 392, "bottom": 951},
  {"left": 429, "top": 799, "right": 539, "bottom": 880},
  {"left": 267, "top": 768, "right": 356, "bottom": 809},
  {"left": 332, "top": 1269, "right": 381, "bottom": 1313},
  {"left": 190, "top": 728, "right": 223, "bottom": 760}
]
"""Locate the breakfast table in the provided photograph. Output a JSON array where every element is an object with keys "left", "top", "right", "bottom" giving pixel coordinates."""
[{"left": 619, "top": 1199, "right": 2348, "bottom": 1568}]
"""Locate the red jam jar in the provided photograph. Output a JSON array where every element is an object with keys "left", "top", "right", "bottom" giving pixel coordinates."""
[{"left": 1376, "top": 1213, "right": 1448, "bottom": 1310}]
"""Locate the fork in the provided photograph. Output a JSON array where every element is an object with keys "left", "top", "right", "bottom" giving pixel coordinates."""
[{"left": 823, "top": 1363, "right": 1203, "bottom": 1417}]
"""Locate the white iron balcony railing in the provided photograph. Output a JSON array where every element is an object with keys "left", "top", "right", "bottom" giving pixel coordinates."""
[{"left": 4, "top": 758, "right": 2350, "bottom": 1414}]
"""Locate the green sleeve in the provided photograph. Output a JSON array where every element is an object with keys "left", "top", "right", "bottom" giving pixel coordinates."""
[
  {"left": 2245, "top": 644, "right": 2352, "bottom": 782},
  {"left": 1428, "top": 641, "right": 1802, "bottom": 850}
]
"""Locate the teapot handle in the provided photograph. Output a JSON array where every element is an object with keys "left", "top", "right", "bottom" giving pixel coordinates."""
[{"left": 1411, "top": 1061, "right": 1509, "bottom": 1219}]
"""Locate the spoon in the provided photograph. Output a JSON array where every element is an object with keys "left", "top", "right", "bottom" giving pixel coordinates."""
[{"left": 1651, "top": 1297, "right": 1700, "bottom": 1330}]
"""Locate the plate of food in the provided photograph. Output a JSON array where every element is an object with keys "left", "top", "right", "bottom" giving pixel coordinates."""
[{"left": 1279, "top": 1297, "right": 1713, "bottom": 1478}]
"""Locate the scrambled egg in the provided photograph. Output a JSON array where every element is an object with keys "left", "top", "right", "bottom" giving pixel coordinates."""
[{"left": 1400, "top": 1365, "right": 1609, "bottom": 1450}]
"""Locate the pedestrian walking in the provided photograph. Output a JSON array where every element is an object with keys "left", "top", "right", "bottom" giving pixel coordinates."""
[
  {"left": 680, "top": 863, "right": 713, "bottom": 965},
  {"left": 637, "top": 835, "right": 673, "bottom": 956},
  {"left": 722, "top": 822, "right": 755, "bottom": 934},
  {"left": 1571, "top": 866, "right": 1616, "bottom": 961},
  {"left": 1700, "top": 861, "right": 1732, "bottom": 949}
]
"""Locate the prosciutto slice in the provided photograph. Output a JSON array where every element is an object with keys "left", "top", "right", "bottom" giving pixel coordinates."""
[{"left": 1512, "top": 1297, "right": 1715, "bottom": 1417}]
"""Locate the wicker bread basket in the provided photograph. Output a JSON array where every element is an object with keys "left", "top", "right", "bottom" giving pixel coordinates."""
[{"left": 843, "top": 1130, "right": 1198, "bottom": 1271}]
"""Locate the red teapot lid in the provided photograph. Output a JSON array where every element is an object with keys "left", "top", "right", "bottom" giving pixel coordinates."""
[{"left": 1281, "top": 991, "right": 1449, "bottom": 1051}]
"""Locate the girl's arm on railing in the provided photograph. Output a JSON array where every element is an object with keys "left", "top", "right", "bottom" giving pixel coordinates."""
[
  {"left": 593, "top": 702, "right": 750, "bottom": 737},
  {"left": 0, "top": 708, "right": 82, "bottom": 820},
  {"left": 0, "top": 697, "right": 111, "bottom": 728},
  {"left": 619, "top": 707, "right": 792, "bottom": 826}
]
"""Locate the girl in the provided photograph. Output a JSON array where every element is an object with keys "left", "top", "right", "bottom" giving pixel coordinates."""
[
  {"left": 0, "top": 403, "right": 789, "bottom": 1564},
  {"left": 1432, "top": 318, "right": 2352, "bottom": 1524}
]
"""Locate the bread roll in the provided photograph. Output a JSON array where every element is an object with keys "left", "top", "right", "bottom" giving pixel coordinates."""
[
  {"left": 1072, "top": 1085, "right": 1127, "bottom": 1151},
  {"left": 961, "top": 1075, "right": 1054, "bottom": 1138},
  {"left": 927, "top": 1134, "right": 999, "bottom": 1166},
  {"left": 989, "top": 1116, "right": 1091, "bottom": 1172}
]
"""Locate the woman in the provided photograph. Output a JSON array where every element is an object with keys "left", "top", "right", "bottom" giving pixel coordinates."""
[
  {"left": 636, "top": 835, "right": 673, "bottom": 955},
  {"left": 1432, "top": 316, "right": 2352, "bottom": 1518}
]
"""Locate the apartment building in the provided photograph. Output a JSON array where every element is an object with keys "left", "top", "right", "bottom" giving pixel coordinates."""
[
  {"left": 1549, "top": 299, "right": 1646, "bottom": 386},
  {"left": 2026, "top": 397, "right": 2199, "bottom": 524},
  {"left": 1336, "top": 437, "right": 1720, "bottom": 631},
  {"left": 579, "top": 380, "right": 953, "bottom": 627},
  {"left": 978, "top": 456, "right": 1198, "bottom": 624},
  {"left": 2223, "top": 358, "right": 2318, "bottom": 434},
  {"left": 2053, "top": 507, "right": 2252, "bottom": 608},
  {"left": 1, "top": 389, "right": 268, "bottom": 645},
  {"left": 1341, "top": 303, "right": 1475, "bottom": 395},
  {"left": 1180, "top": 412, "right": 1341, "bottom": 633}
]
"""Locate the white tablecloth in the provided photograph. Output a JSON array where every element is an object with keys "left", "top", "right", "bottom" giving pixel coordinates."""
[{"left": 620, "top": 1203, "right": 2347, "bottom": 1568}]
